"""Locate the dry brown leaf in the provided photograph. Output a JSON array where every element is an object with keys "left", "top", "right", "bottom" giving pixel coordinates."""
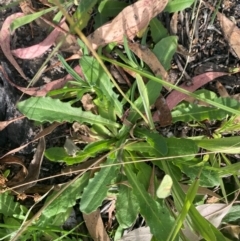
[
  {"left": 55, "top": 22, "right": 79, "bottom": 53},
  {"left": 216, "top": 80, "right": 229, "bottom": 97},
  {"left": 11, "top": 136, "right": 45, "bottom": 193},
  {"left": 128, "top": 42, "right": 168, "bottom": 81},
  {"left": 217, "top": 11, "right": 240, "bottom": 58},
  {"left": 106, "top": 199, "right": 116, "bottom": 230},
  {"left": 154, "top": 94, "right": 172, "bottom": 126},
  {"left": 81, "top": 93, "right": 98, "bottom": 114},
  {"left": 1, "top": 122, "right": 61, "bottom": 159},
  {"left": 152, "top": 71, "right": 229, "bottom": 121},
  {"left": 87, "top": 0, "right": 168, "bottom": 49},
  {"left": 0, "top": 116, "right": 25, "bottom": 131},
  {"left": 222, "top": 225, "right": 240, "bottom": 240},
  {"left": 83, "top": 209, "right": 110, "bottom": 241},
  {"left": 0, "top": 155, "right": 28, "bottom": 186},
  {"left": 196, "top": 202, "right": 233, "bottom": 228}
]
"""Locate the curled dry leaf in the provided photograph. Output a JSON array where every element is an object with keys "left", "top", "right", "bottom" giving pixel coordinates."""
[
  {"left": 0, "top": 13, "right": 28, "bottom": 80},
  {"left": 196, "top": 202, "right": 233, "bottom": 228},
  {"left": 11, "top": 20, "right": 64, "bottom": 59},
  {"left": 12, "top": 136, "right": 45, "bottom": 193},
  {"left": 1, "top": 122, "right": 61, "bottom": 159},
  {"left": 0, "top": 155, "right": 28, "bottom": 186}
]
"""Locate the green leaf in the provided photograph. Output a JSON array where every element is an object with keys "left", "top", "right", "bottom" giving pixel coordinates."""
[
  {"left": 223, "top": 205, "right": 240, "bottom": 222},
  {"left": 10, "top": 7, "right": 57, "bottom": 31},
  {"left": 177, "top": 162, "right": 220, "bottom": 187},
  {"left": 93, "top": 12, "right": 109, "bottom": 29},
  {"left": 153, "top": 36, "right": 178, "bottom": 70},
  {"left": 193, "top": 136, "right": 240, "bottom": 154},
  {"left": 125, "top": 142, "right": 162, "bottom": 157},
  {"left": 17, "top": 97, "right": 120, "bottom": 128},
  {"left": 150, "top": 18, "right": 169, "bottom": 43},
  {"left": 76, "top": 0, "right": 98, "bottom": 13},
  {"left": 166, "top": 137, "right": 198, "bottom": 161},
  {"left": 98, "top": 0, "right": 127, "bottom": 17},
  {"left": 0, "top": 192, "right": 25, "bottom": 217},
  {"left": 136, "top": 74, "right": 154, "bottom": 128},
  {"left": 37, "top": 172, "right": 90, "bottom": 226},
  {"left": 115, "top": 184, "right": 139, "bottom": 228},
  {"left": 172, "top": 96, "right": 240, "bottom": 123},
  {"left": 80, "top": 154, "right": 119, "bottom": 214},
  {"left": 136, "top": 162, "right": 153, "bottom": 190},
  {"left": 134, "top": 127, "right": 168, "bottom": 156},
  {"left": 124, "top": 164, "right": 175, "bottom": 240},
  {"left": 164, "top": 162, "right": 227, "bottom": 241},
  {"left": 100, "top": 55, "right": 240, "bottom": 116},
  {"left": 58, "top": 55, "right": 85, "bottom": 84},
  {"left": 80, "top": 56, "right": 123, "bottom": 117},
  {"left": 45, "top": 147, "right": 69, "bottom": 162},
  {"left": 72, "top": 8, "right": 92, "bottom": 31},
  {"left": 127, "top": 79, "right": 162, "bottom": 123},
  {"left": 64, "top": 139, "right": 115, "bottom": 165},
  {"left": 165, "top": 0, "right": 195, "bottom": 13}
]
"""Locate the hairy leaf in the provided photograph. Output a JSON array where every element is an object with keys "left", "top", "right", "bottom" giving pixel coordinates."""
[
  {"left": 116, "top": 184, "right": 139, "bottom": 228},
  {"left": 124, "top": 164, "right": 175, "bottom": 240},
  {"left": 36, "top": 173, "right": 90, "bottom": 226},
  {"left": 80, "top": 154, "right": 119, "bottom": 214}
]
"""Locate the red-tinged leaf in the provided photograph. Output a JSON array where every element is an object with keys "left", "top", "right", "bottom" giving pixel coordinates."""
[
  {"left": 152, "top": 72, "right": 228, "bottom": 122},
  {"left": 0, "top": 13, "right": 28, "bottom": 80},
  {"left": 1, "top": 64, "right": 83, "bottom": 96},
  {"left": 166, "top": 72, "right": 228, "bottom": 110},
  {"left": 11, "top": 20, "right": 64, "bottom": 59}
]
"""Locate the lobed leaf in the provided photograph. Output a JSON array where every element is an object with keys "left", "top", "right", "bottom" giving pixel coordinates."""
[
  {"left": 17, "top": 97, "right": 120, "bottom": 128},
  {"left": 36, "top": 172, "right": 90, "bottom": 226}
]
